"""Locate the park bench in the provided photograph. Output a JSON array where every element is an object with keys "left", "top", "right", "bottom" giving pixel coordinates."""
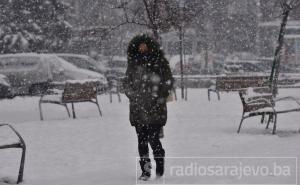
[
  {"left": 0, "top": 123, "right": 26, "bottom": 184},
  {"left": 39, "top": 80, "right": 102, "bottom": 120},
  {"left": 237, "top": 87, "right": 300, "bottom": 134},
  {"left": 107, "top": 75, "right": 122, "bottom": 103},
  {"left": 208, "top": 76, "right": 269, "bottom": 101}
]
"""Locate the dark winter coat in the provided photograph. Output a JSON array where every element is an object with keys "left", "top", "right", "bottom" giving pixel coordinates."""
[{"left": 123, "top": 34, "right": 174, "bottom": 126}]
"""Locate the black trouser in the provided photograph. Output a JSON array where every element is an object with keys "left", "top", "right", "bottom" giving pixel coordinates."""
[{"left": 135, "top": 124, "right": 165, "bottom": 162}]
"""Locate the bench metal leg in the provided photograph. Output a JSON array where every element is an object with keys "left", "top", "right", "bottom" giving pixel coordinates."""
[
  {"left": 64, "top": 104, "right": 71, "bottom": 118},
  {"left": 17, "top": 143, "right": 26, "bottom": 184},
  {"left": 109, "top": 91, "right": 113, "bottom": 103},
  {"left": 95, "top": 97, "right": 102, "bottom": 117},
  {"left": 208, "top": 89, "right": 211, "bottom": 101},
  {"left": 260, "top": 114, "right": 265, "bottom": 124},
  {"left": 117, "top": 92, "right": 121, "bottom": 103},
  {"left": 217, "top": 91, "right": 220, "bottom": 100},
  {"left": 266, "top": 114, "right": 273, "bottom": 129},
  {"left": 40, "top": 102, "right": 71, "bottom": 120},
  {"left": 14, "top": 125, "right": 26, "bottom": 184},
  {"left": 117, "top": 87, "right": 121, "bottom": 103},
  {"left": 39, "top": 101, "right": 44, "bottom": 121},
  {"left": 174, "top": 88, "right": 177, "bottom": 101},
  {"left": 208, "top": 89, "right": 220, "bottom": 101},
  {"left": 184, "top": 87, "right": 188, "bottom": 101},
  {"left": 272, "top": 113, "right": 278, "bottom": 134},
  {"left": 0, "top": 124, "right": 26, "bottom": 184},
  {"left": 237, "top": 112, "right": 245, "bottom": 133},
  {"left": 71, "top": 103, "right": 76, "bottom": 119}
]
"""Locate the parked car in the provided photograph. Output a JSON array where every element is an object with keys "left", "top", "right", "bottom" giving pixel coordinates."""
[
  {"left": 56, "top": 53, "right": 106, "bottom": 74},
  {"left": 0, "top": 74, "right": 11, "bottom": 98},
  {"left": 0, "top": 53, "right": 107, "bottom": 96},
  {"left": 104, "top": 56, "right": 127, "bottom": 78}
]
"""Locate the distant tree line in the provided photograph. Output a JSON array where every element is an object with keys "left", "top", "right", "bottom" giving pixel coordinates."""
[
  {"left": 1, "top": 0, "right": 300, "bottom": 55},
  {"left": 0, "top": 0, "right": 71, "bottom": 54}
]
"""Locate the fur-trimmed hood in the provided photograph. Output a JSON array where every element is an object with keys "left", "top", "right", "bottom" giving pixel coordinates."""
[{"left": 127, "top": 34, "right": 164, "bottom": 66}]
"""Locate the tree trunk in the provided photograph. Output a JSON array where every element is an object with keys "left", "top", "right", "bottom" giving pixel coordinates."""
[
  {"left": 179, "top": 26, "right": 184, "bottom": 99},
  {"left": 269, "top": 6, "right": 290, "bottom": 96},
  {"left": 152, "top": 28, "right": 160, "bottom": 43}
]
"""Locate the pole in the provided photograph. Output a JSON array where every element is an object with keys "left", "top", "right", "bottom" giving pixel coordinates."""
[
  {"left": 204, "top": 43, "right": 209, "bottom": 74},
  {"left": 295, "top": 41, "right": 299, "bottom": 66},
  {"left": 183, "top": 47, "right": 188, "bottom": 101},
  {"left": 179, "top": 26, "right": 184, "bottom": 99}
]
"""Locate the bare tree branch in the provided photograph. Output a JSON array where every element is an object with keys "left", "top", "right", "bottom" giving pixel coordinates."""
[
  {"left": 142, "top": 0, "right": 155, "bottom": 28},
  {"left": 290, "top": 0, "right": 300, "bottom": 8}
]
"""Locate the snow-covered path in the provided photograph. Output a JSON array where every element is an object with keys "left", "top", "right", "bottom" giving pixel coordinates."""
[{"left": 1, "top": 89, "right": 300, "bottom": 185}]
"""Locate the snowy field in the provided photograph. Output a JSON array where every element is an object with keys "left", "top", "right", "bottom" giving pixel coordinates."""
[{"left": 0, "top": 88, "right": 300, "bottom": 185}]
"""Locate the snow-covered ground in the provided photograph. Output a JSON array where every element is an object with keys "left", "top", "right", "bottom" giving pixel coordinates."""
[{"left": 1, "top": 89, "right": 300, "bottom": 185}]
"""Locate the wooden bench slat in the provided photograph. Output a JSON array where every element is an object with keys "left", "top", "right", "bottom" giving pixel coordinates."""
[
  {"left": 208, "top": 76, "right": 270, "bottom": 101},
  {"left": 62, "top": 82, "right": 97, "bottom": 103}
]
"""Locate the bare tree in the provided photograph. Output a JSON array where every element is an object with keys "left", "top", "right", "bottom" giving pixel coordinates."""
[
  {"left": 269, "top": 0, "right": 300, "bottom": 96},
  {"left": 117, "top": 0, "right": 163, "bottom": 41},
  {"left": 116, "top": 0, "right": 198, "bottom": 42}
]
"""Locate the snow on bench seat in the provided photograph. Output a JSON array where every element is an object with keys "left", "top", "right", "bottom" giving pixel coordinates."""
[{"left": 248, "top": 98, "right": 300, "bottom": 115}]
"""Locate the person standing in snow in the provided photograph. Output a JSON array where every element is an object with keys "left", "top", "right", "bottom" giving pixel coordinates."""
[{"left": 123, "top": 34, "right": 174, "bottom": 181}]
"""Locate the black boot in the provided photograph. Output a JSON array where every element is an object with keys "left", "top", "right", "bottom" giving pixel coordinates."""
[
  {"left": 153, "top": 143, "right": 165, "bottom": 178},
  {"left": 139, "top": 160, "right": 151, "bottom": 181},
  {"left": 155, "top": 157, "right": 164, "bottom": 177}
]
